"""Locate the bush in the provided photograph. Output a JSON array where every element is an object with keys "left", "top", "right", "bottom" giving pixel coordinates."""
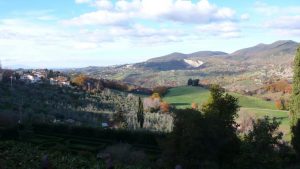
[
  {"left": 292, "top": 120, "right": 300, "bottom": 158},
  {"left": 237, "top": 117, "right": 288, "bottom": 169},
  {"left": 163, "top": 108, "right": 240, "bottom": 169},
  {"left": 32, "top": 123, "right": 166, "bottom": 147},
  {"left": 153, "top": 86, "right": 169, "bottom": 96},
  {"left": 101, "top": 143, "right": 149, "bottom": 166}
]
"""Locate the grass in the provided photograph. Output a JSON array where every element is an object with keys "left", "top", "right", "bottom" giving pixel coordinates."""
[
  {"left": 164, "top": 86, "right": 277, "bottom": 109},
  {"left": 164, "top": 86, "right": 210, "bottom": 109},
  {"left": 230, "top": 92, "right": 277, "bottom": 110},
  {"left": 164, "top": 86, "right": 291, "bottom": 140}
]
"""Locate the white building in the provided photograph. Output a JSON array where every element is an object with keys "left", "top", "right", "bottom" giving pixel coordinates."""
[
  {"left": 50, "top": 76, "right": 70, "bottom": 86},
  {"left": 20, "top": 74, "right": 41, "bottom": 83}
]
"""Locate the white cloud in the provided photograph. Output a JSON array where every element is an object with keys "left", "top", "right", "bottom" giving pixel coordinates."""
[
  {"left": 62, "top": 10, "right": 131, "bottom": 26},
  {"left": 264, "top": 16, "right": 300, "bottom": 36},
  {"left": 73, "top": 42, "right": 98, "bottom": 50},
  {"left": 93, "top": 0, "right": 113, "bottom": 9},
  {"left": 240, "top": 14, "right": 250, "bottom": 20},
  {"left": 254, "top": 1, "right": 300, "bottom": 16},
  {"left": 75, "top": 0, "right": 91, "bottom": 4},
  {"left": 66, "top": 0, "right": 238, "bottom": 26},
  {"left": 265, "top": 16, "right": 300, "bottom": 30},
  {"left": 197, "top": 22, "right": 241, "bottom": 38},
  {"left": 253, "top": 2, "right": 300, "bottom": 36}
]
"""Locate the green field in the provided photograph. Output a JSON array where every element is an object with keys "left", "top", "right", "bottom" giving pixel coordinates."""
[
  {"left": 164, "top": 86, "right": 277, "bottom": 109},
  {"left": 164, "top": 86, "right": 291, "bottom": 139}
]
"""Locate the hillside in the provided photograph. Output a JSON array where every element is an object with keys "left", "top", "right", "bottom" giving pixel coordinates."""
[
  {"left": 145, "top": 40, "right": 298, "bottom": 68},
  {"left": 147, "top": 51, "right": 228, "bottom": 62},
  {"left": 163, "top": 86, "right": 277, "bottom": 109},
  {"left": 163, "top": 86, "right": 290, "bottom": 139},
  {"left": 65, "top": 40, "right": 298, "bottom": 91},
  {"left": 228, "top": 40, "right": 299, "bottom": 64},
  {"left": 0, "top": 82, "right": 138, "bottom": 127},
  {"left": 139, "top": 51, "right": 228, "bottom": 71}
]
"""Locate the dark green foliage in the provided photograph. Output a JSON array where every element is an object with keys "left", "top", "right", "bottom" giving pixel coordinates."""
[
  {"left": 32, "top": 123, "right": 165, "bottom": 147},
  {"left": 291, "top": 46, "right": 300, "bottom": 126},
  {"left": 102, "top": 143, "right": 149, "bottom": 166},
  {"left": 292, "top": 119, "right": 300, "bottom": 157},
  {"left": 237, "top": 117, "right": 287, "bottom": 169},
  {"left": 187, "top": 79, "right": 199, "bottom": 86},
  {"left": 164, "top": 108, "right": 240, "bottom": 169},
  {"left": 192, "top": 79, "right": 199, "bottom": 86},
  {"left": 187, "top": 78, "right": 193, "bottom": 86},
  {"left": 164, "top": 86, "right": 241, "bottom": 168},
  {"left": 0, "top": 127, "right": 19, "bottom": 139},
  {"left": 0, "top": 140, "right": 158, "bottom": 169},
  {"left": 137, "top": 97, "right": 144, "bottom": 128},
  {"left": 0, "top": 141, "right": 101, "bottom": 169},
  {"left": 202, "top": 84, "right": 240, "bottom": 127}
]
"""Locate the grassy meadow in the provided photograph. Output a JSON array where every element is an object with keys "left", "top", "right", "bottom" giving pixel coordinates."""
[{"left": 164, "top": 86, "right": 291, "bottom": 139}]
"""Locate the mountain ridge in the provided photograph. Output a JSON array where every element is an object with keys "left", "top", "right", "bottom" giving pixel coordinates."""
[{"left": 141, "top": 40, "right": 299, "bottom": 70}]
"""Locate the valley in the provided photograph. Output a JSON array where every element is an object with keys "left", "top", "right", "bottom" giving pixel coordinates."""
[{"left": 69, "top": 40, "right": 296, "bottom": 100}]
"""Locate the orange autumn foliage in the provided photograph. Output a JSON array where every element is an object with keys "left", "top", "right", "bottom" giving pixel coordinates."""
[
  {"left": 160, "top": 101, "right": 170, "bottom": 113},
  {"left": 191, "top": 102, "right": 199, "bottom": 110},
  {"left": 72, "top": 75, "right": 88, "bottom": 87}
]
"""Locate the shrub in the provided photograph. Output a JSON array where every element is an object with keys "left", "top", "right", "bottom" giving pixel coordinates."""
[{"left": 292, "top": 120, "right": 300, "bottom": 157}]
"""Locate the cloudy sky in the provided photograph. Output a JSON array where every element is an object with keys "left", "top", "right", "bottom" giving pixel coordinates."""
[{"left": 0, "top": 0, "right": 300, "bottom": 68}]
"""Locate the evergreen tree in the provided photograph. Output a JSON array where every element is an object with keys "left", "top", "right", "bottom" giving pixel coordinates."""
[
  {"left": 292, "top": 120, "right": 300, "bottom": 156},
  {"left": 291, "top": 46, "right": 300, "bottom": 126},
  {"left": 137, "top": 97, "right": 144, "bottom": 128},
  {"left": 187, "top": 79, "right": 193, "bottom": 86},
  {"left": 192, "top": 79, "right": 199, "bottom": 86}
]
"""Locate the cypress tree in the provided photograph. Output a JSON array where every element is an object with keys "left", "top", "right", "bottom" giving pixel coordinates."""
[
  {"left": 137, "top": 97, "right": 144, "bottom": 128},
  {"left": 291, "top": 46, "right": 300, "bottom": 126}
]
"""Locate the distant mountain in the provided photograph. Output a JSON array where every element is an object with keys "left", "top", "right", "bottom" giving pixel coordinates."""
[
  {"left": 227, "top": 40, "right": 299, "bottom": 64},
  {"left": 147, "top": 51, "right": 227, "bottom": 63},
  {"left": 66, "top": 40, "right": 299, "bottom": 89},
  {"left": 140, "top": 51, "right": 228, "bottom": 70},
  {"left": 139, "top": 40, "right": 299, "bottom": 70}
]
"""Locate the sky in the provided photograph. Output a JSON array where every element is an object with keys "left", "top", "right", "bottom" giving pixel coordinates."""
[{"left": 0, "top": 0, "right": 300, "bottom": 68}]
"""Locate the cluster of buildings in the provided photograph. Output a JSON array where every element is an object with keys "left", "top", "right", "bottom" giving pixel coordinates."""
[
  {"left": 0, "top": 66, "right": 71, "bottom": 86},
  {"left": 20, "top": 69, "right": 47, "bottom": 83},
  {"left": 19, "top": 69, "right": 71, "bottom": 86},
  {"left": 49, "top": 76, "right": 70, "bottom": 86}
]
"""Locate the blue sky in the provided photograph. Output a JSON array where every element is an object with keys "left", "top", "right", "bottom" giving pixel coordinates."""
[{"left": 0, "top": 0, "right": 300, "bottom": 68}]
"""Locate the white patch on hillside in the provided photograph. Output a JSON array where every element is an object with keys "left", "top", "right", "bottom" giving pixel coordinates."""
[{"left": 184, "top": 59, "right": 204, "bottom": 67}]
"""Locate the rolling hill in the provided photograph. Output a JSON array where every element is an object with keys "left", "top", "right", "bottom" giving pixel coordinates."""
[
  {"left": 227, "top": 40, "right": 299, "bottom": 64},
  {"left": 147, "top": 51, "right": 228, "bottom": 62},
  {"left": 163, "top": 86, "right": 291, "bottom": 139},
  {"left": 65, "top": 40, "right": 299, "bottom": 89},
  {"left": 131, "top": 40, "right": 299, "bottom": 71},
  {"left": 135, "top": 51, "right": 227, "bottom": 71},
  {"left": 163, "top": 86, "right": 277, "bottom": 109}
]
